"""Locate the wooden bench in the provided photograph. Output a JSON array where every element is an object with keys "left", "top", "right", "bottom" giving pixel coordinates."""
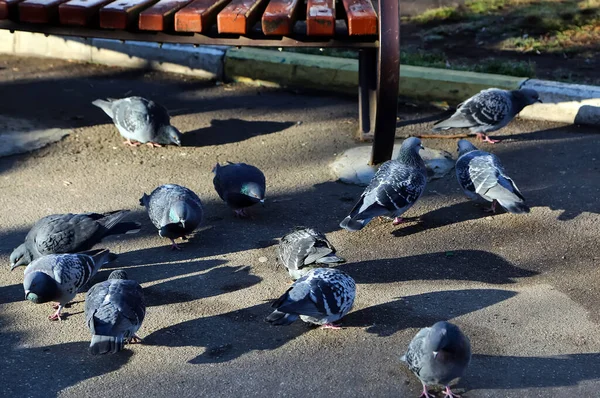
[{"left": 0, "top": 0, "right": 400, "bottom": 164}]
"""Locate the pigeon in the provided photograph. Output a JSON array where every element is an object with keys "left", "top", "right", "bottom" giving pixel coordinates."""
[
  {"left": 400, "top": 321, "right": 471, "bottom": 398},
  {"left": 92, "top": 96, "right": 182, "bottom": 147},
  {"left": 278, "top": 227, "right": 345, "bottom": 280},
  {"left": 85, "top": 270, "right": 146, "bottom": 355},
  {"left": 432, "top": 88, "right": 541, "bottom": 143},
  {"left": 140, "top": 184, "right": 204, "bottom": 250},
  {"left": 22, "top": 249, "right": 115, "bottom": 321},
  {"left": 456, "top": 139, "right": 530, "bottom": 214},
  {"left": 212, "top": 162, "right": 266, "bottom": 218},
  {"left": 340, "top": 137, "right": 427, "bottom": 231},
  {"left": 266, "top": 268, "right": 355, "bottom": 329},
  {"left": 10, "top": 210, "right": 140, "bottom": 270}
]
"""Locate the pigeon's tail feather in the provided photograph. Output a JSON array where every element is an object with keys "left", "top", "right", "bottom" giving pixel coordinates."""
[
  {"left": 91, "top": 99, "right": 114, "bottom": 118},
  {"left": 316, "top": 253, "right": 345, "bottom": 264},
  {"left": 432, "top": 114, "right": 474, "bottom": 131},
  {"left": 90, "top": 249, "right": 117, "bottom": 267},
  {"left": 500, "top": 200, "right": 530, "bottom": 214},
  {"left": 89, "top": 334, "right": 124, "bottom": 355},
  {"left": 400, "top": 354, "right": 407, "bottom": 362},
  {"left": 107, "top": 222, "right": 142, "bottom": 235},
  {"left": 139, "top": 194, "right": 149, "bottom": 207},
  {"left": 340, "top": 216, "right": 367, "bottom": 232},
  {"left": 265, "top": 310, "right": 299, "bottom": 326},
  {"left": 99, "top": 210, "right": 130, "bottom": 231}
]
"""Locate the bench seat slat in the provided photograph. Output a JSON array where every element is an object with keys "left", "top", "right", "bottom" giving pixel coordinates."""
[
  {"left": 261, "top": 0, "right": 301, "bottom": 36},
  {"left": 19, "top": 0, "right": 70, "bottom": 23},
  {"left": 341, "top": 0, "right": 376, "bottom": 36},
  {"left": 100, "top": 0, "right": 157, "bottom": 29},
  {"left": 59, "top": 0, "right": 114, "bottom": 26},
  {"left": 217, "top": 0, "right": 268, "bottom": 35},
  {"left": 173, "top": 0, "right": 228, "bottom": 32},
  {"left": 139, "top": 0, "right": 192, "bottom": 31},
  {"left": 0, "top": 0, "right": 26, "bottom": 20},
  {"left": 306, "top": 0, "right": 335, "bottom": 36}
]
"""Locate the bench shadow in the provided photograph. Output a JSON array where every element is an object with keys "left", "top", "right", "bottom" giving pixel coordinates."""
[
  {"left": 466, "top": 353, "right": 600, "bottom": 390},
  {"left": 337, "top": 250, "right": 537, "bottom": 285},
  {"left": 144, "top": 302, "right": 308, "bottom": 364},
  {"left": 182, "top": 118, "right": 296, "bottom": 147},
  {"left": 344, "top": 289, "right": 517, "bottom": 337}
]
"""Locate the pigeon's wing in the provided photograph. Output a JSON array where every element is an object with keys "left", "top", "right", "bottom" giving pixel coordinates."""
[
  {"left": 53, "top": 253, "right": 102, "bottom": 294},
  {"left": 280, "top": 229, "right": 333, "bottom": 269},
  {"left": 275, "top": 274, "right": 343, "bottom": 317},
  {"left": 113, "top": 98, "right": 152, "bottom": 135},
  {"left": 355, "top": 161, "right": 426, "bottom": 219},
  {"left": 214, "top": 163, "right": 266, "bottom": 196},
  {"left": 468, "top": 154, "right": 525, "bottom": 201},
  {"left": 403, "top": 327, "right": 431, "bottom": 377},
  {"left": 85, "top": 281, "right": 111, "bottom": 334},
  {"left": 434, "top": 89, "right": 511, "bottom": 131}
]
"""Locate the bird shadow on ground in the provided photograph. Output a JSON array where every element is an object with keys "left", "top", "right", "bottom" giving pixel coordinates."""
[
  {"left": 0, "top": 341, "right": 132, "bottom": 397},
  {"left": 390, "top": 200, "right": 492, "bottom": 237},
  {"left": 182, "top": 118, "right": 296, "bottom": 147},
  {"left": 343, "top": 289, "right": 517, "bottom": 337},
  {"left": 144, "top": 302, "right": 308, "bottom": 364},
  {"left": 466, "top": 353, "right": 600, "bottom": 390},
  {"left": 337, "top": 249, "right": 537, "bottom": 285}
]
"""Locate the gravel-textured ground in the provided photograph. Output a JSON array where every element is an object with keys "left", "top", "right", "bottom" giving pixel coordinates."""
[{"left": 0, "top": 55, "right": 599, "bottom": 398}]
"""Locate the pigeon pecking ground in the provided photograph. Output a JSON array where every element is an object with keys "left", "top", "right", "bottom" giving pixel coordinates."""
[{"left": 0, "top": 55, "right": 600, "bottom": 398}]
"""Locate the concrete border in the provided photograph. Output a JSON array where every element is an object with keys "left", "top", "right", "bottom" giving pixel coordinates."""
[{"left": 0, "top": 30, "right": 598, "bottom": 126}]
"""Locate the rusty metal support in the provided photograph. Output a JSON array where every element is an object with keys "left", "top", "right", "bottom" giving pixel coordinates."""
[
  {"left": 358, "top": 48, "right": 377, "bottom": 137},
  {"left": 369, "top": 0, "right": 400, "bottom": 165}
]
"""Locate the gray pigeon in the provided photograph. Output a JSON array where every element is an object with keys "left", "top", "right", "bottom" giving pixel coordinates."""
[
  {"left": 266, "top": 268, "right": 355, "bottom": 329},
  {"left": 10, "top": 210, "right": 140, "bottom": 270},
  {"left": 456, "top": 139, "right": 529, "bottom": 214},
  {"left": 340, "top": 137, "right": 427, "bottom": 231},
  {"left": 278, "top": 227, "right": 345, "bottom": 280},
  {"left": 433, "top": 88, "right": 541, "bottom": 143},
  {"left": 400, "top": 321, "right": 471, "bottom": 398},
  {"left": 85, "top": 270, "right": 146, "bottom": 355},
  {"left": 213, "top": 162, "right": 266, "bottom": 218},
  {"left": 139, "top": 184, "right": 204, "bottom": 250},
  {"left": 92, "top": 96, "right": 182, "bottom": 147},
  {"left": 22, "top": 249, "right": 115, "bottom": 321}
]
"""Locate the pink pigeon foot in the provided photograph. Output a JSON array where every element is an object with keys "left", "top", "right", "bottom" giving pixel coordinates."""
[
  {"left": 48, "top": 306, "right": 63, "bottom": 321},
  {"left": 392, "top": 217, "right": 405, "bottom": 225},
  {"left": 234, "top": 208, "right": 250, "bottom": 218},
  {"left": 123, "top": 139, "right": 141, "bottom": 147},
  {"left": 320, "top": 323, "right": 342, "bottom": 330},
  {"left": 442, "top": 386, "right": 462, "bottom": 398},
  {"left": 476, "top": 133, "right": 500, "bottom": 144},
  {"left": 419, "top": 383, "right": 435, "bottom": 398},
  {"left": 170, "top": 240, "right": 182, "bottom": 250},
  {"left": 146, "top": 142, "right": 163, "bottom": 148},
  {"left": 128, "top": 334, "right": 143, "bottom": 344},
  {"left": 484, "top": 200, "right": 498, "bottom": 213}
]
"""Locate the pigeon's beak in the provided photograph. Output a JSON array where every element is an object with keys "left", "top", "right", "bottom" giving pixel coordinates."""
[
  {"left": 24, "top": 290, "right": 31, "bottom": 300},
  {"left": 180, "top": 220, "right": 186, "bottom": 229},
  {"left": 10, "top": 263, "right": 19, "bottom": 272},
  {"left": 432, "top": 351, "right": 439, "bottom": 359},
  {"left": 260, "top": 199, "right": 265, "bottom": 207},
  {"left": 537, "top": 99, "right": 543, "bottom": 103}
]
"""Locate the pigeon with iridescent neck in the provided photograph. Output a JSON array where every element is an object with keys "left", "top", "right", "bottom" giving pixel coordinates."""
[
  {"left": 139, "top": 184, "right": 204, "bottom": 250},
  {"left": 432, "top": 88, "right": 541, "bottom": 143},
  {"left": 401, "top": 321, "right": 471, "bottom": 398},
  {"left": 340, "top": 137, "right": 427, "bottom": 231},
  {"left": 22, "top": 249, "right": 115, "bottom": 321},
  {"left": 212, "top": 162, "right": 266, "bottom": 218}
]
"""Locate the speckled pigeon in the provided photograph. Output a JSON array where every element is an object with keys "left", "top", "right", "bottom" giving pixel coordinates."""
[
  {"left": 85, "top": 270, "right": 146, "bottom": 355},
  {"left": 456, "top": 139, "right": 530, "bottom": 214},
  {"left": 22, "top": 249, "right": 115, "bottom": 321},
  {"left": 278, "top": 227, "right": 345, "bottom": 280},
  {"left": 432, "top": 88, "right": 541, "bottom": 143},
  {"left": 139, "top": 184, "right": 204, "bottom": 250},
  {"left": 400, "top": 321, "right": 471, "bottom": 398},
  {"left": 266, "top": 268, "right": 355, "bottom": 329},
  {"left": 340, "top": 137, "right": 427, "bottom": 231},
  {"left": 92, "top": 96, "right": 182, "bottom": 147},
  {"left": 212, "top": 162, "right": 266, "bottom": 218},
  {"left": 10, "top": 210, "right": 140, "bottom": 270}
]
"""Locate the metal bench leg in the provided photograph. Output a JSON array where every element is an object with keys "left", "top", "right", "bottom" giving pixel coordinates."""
[
  {"left": 369, "top": 0, "right": 400, "bottom": 165},
  {"left": 358, "top": 48, "right": 377, "bottom": 139}
]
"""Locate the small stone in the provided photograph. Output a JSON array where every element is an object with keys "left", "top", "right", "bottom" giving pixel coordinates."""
[{"left": 259, "top": 256, "right": 268, "bottom": 263}]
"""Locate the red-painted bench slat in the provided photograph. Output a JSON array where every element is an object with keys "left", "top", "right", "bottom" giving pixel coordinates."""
[
  {"left": 174, "top": 0, "right": 229, "bottom": 33},
  {"left": 217, "top": 0, "right": 269, "bottom": 35},
  {"left": 59, "top": 0, "right": 114, "bottom": 26},
  {"left": 261, "top": 0, "right": 301, "bottom": 36},
  {"left": 19, "top": 0, "right": 70, "bottom": 23},
  {"left": 306, "top": 0, "right": 335, "bottom": 36},
  {"left": 139, "top": 0, "right": 192, "bottom": 31},
  {"left": 0, "top": 0, "right": 26, "bottom": 19},
  {"left": 341, "top": 0, "right": 377, "bottom": 35},
  {"left": 99, "top": 0, "right": 157, "bottom": 29}
]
